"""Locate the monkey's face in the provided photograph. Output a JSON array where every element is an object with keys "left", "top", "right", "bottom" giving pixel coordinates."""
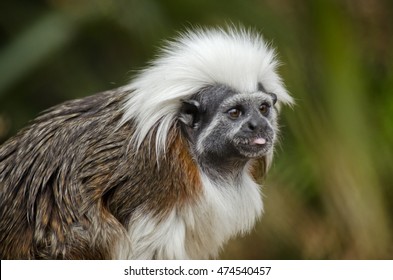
[
  {"left": 179, "top": 84, "right": 278, "bottom": 163},
  {"left": 221, "top": 93, "right": 277, "bottom": 159}
]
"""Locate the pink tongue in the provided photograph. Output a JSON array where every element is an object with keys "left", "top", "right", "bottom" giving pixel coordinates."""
[{"left": 253, "top": 138, "right": 266, "bottom": 145}]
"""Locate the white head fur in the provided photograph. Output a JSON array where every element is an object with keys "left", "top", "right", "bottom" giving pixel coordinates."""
[{"left": 121, "top": 26, "right": 293, "bottom": 157}]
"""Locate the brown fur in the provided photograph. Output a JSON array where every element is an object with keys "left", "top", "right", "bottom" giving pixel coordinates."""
[
  {"left": 249, "top": 158, "right": 267, "bottom": 183},
  {"left": 0, "top": 89, "right": 202, "bottom": 259}
]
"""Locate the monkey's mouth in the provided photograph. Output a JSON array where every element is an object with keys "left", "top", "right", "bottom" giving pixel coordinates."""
[
  {"left": 235, "top": 137, "right": 266, "bottom": 145},
  {"left": 233, "top": 136, "right": 272, "bottom": 157}
]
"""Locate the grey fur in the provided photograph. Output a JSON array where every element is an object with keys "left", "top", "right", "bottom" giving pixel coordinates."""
[{"left": 179, "top": 84, "right": 278, "bottom": 180}]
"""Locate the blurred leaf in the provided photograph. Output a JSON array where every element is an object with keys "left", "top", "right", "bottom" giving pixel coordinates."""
[{"left": 0, "top": 11, "right": 77, "bottom": 96}]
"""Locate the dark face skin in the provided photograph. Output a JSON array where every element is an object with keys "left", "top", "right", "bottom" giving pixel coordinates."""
[{"left": 179, "top": 84, "right": 278, "bottom": 176}]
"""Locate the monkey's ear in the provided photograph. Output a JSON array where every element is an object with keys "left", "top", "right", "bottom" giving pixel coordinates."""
[
  {"left": 269, "top": 92, "right": 277, "bottom": 105},
  {"left": 258, "top": 82, "right": 277, "bottom": 105},
  {"left": 179, "top": 100, "right": 201, "bottom": 128}
]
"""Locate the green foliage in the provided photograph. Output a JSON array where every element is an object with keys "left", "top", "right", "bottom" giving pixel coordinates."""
[{"left": 1, "top": 0, "right": 392, "bottom": 259}]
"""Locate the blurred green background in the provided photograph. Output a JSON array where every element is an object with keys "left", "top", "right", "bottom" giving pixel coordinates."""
[{"left": 1, "top": 0, "right": 392, "bottom": 259}]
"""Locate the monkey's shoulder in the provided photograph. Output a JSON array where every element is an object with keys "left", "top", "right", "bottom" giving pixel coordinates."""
[{"left": 0, "top": 88, "right": 134, "bottom": 200}]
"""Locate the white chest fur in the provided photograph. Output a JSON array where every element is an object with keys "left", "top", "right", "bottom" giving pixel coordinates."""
[{"left": 114, "top": 168, "right": 263, "bottom": 259}]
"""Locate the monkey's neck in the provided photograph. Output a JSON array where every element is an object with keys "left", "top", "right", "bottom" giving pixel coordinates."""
[{"left": 197, "top": 156, "right": 251, "bottom": 183}]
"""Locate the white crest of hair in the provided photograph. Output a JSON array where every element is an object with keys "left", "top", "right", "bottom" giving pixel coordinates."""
[
  {"left": 113, "top": 162, "right": 262, "bottom": 259},
  {"left": 120, "top": 26, "right": 293, "bottom": 157}
]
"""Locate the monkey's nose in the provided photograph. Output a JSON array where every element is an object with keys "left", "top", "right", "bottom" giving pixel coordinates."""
[
  {"left": 247, "top": 120, "right": 258, "bottom": 131},
  {"left": 244, "top": 118, "right": 266, "bottom": 133}
]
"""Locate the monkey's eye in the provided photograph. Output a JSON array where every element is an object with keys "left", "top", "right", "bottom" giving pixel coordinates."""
[
  {"left": 259, "top": 103, "right": 271, "bottom": 115},
  {"left": 227, "top": 108, "right": 242, "bottom": 119}
]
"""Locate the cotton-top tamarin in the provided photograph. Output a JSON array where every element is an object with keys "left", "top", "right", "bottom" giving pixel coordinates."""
[{"left": 0, "top": 27, "right": 293, "bottom": 259}]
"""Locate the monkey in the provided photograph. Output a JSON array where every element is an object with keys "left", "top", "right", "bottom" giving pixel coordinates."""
[{"left": 0, "top": 27, "right": 293, "bottom": 259}]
